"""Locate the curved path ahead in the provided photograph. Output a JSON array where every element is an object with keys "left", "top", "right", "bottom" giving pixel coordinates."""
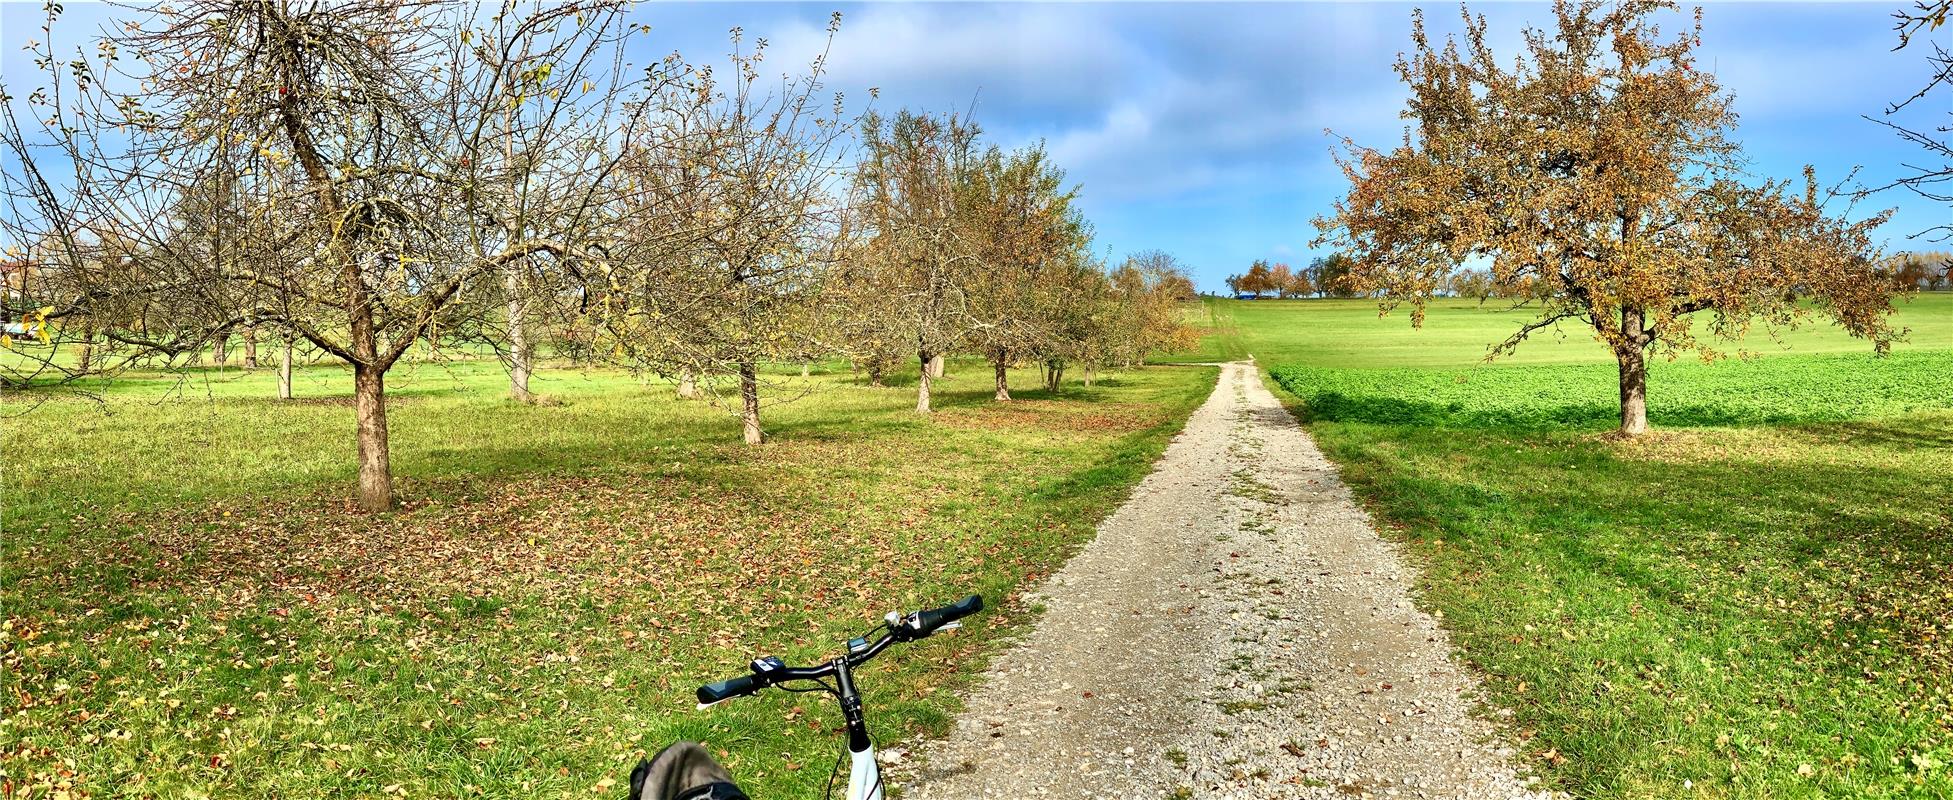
[{"left": 902, "top": 362, "right": 1551, "bottom": 799}]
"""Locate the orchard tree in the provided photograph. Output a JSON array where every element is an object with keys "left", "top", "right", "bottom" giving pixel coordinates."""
[
  {"left": 1269, "top": 262, "right": 1313, "bottom": 298},
  {"left": 1316, "top": 0, "right": 1905, "bottom": 436},
  {"left": 1268, "top": 262, "right": 1296, "bottom": 298},
  {"left": 1305, "top": 253, "right": 1355, "bottom": 298},
  {"left": 1027, "top": 256, "right": 1111, "bottom": 392},
  {"left": 594, "top": 22, "right": 849, "bottom": 445},
  {"left": 1889, "top": 250, "right": 1953, "bottom": 290},
  {"left": 850, "top": 109, "right": 984, "bottom": 414},
  {"left": 825, "top": 239, "right": 908, "bottom": 387},
  {"left": 449, "top": 5, "right": 654, "bottom": 403},
  {"left": 1243, "top": 260, "right": 1275, "bottom": 297},
  {"left": 2, "top": 0, "right": 651, "bottom": 509},
  {"left": 1449, "top": 269, "right": 1494, "bottom": 300},
  {"left": 1224, "top": 259, "right": 1278, "bottom": 298},
  {"left": 1287, "top": 265, "right": 1314, "bottom": 298},
  {"left": 1106, "top": 250, "right": 1200, "bottom": 368},
  {"left": 963, "top": 142, "right": 1088, "bottom": 401}
]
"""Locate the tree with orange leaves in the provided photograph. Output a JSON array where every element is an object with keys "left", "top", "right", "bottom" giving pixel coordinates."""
[{"left": 1316, "top": 0, "right": 1907, "bottom": 436}]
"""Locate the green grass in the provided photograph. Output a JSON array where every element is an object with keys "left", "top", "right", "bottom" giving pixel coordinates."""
[
  {"left": 1, "top": 356, "right": 1215, "bottom": 799},
  {"left": 1216, "top": 296, "right": 1953, "bottom": 797},
  {"left": 1167, "top": 292, "right": 1953, "bottom": 367},
  {"left": 1273, "top": 351, "right": 1953, "bottom": 428}
]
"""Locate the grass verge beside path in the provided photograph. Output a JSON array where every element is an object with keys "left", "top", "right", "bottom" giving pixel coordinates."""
[
  {"left": 2, "top": 359, "right": 1215, "bottom": 799},
  {"left": 1296, "top": 413, "right": 1953, "bottom": 797}
]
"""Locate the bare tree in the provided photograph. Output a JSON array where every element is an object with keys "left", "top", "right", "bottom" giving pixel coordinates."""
[
  {"left": 2, "top": 0, "right": 653, "bottom": 510},
  {"left": 593, "top": 20, "right": 849, "bottom": 444},
  {"left": 440, "top": 6, "right": 650, "bottom": 403},
  {"left": 1870, "top": 1, "right": 1952, "bottom": 241}
]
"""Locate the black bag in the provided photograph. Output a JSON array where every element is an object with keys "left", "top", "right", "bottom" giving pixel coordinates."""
[{"left": 629, "top": 741, "right": 750, "bottom": 800}]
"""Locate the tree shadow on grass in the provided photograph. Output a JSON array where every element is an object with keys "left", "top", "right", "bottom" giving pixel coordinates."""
[
  {"left": 1290, "top": 391, "right": 1930, "bottom": 430},
  {"left": 1797, "top": 417, "right": 1953, "bottom": 450},
  {"left": 1336, "top": 414, "right": 1953, "bottom": 617}
]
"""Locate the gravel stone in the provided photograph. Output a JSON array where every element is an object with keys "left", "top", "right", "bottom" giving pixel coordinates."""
[{"left": 898, "top": 362, "right": 1558, "bottom": 799}]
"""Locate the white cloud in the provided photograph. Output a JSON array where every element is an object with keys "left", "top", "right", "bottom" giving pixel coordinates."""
[{"left": 621, "top": 1, "right": 1942, "bottom": 278}]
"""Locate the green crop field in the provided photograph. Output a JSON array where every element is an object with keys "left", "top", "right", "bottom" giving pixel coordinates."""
[
  {"left": 0, "top": 358, "right": 1214, "bottom": 799},
  {"left": 1217, "top": 294, "right": 1953, "bottom": 797}
]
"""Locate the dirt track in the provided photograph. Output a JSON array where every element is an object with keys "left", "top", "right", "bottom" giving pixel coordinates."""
[{"left": 902, "top": 362, "right": 1551, "bottom": 799}]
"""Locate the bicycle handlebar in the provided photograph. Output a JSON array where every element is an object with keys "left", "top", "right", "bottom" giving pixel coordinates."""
[
  {"left": 694, "top": 594, "right": 985, "bottom": 707},
  {"left": 697, "top": 674, "right": 761, "bottom": 705},
  {"left": 897, "top": 594, "right": 984, "bottom": 641}
]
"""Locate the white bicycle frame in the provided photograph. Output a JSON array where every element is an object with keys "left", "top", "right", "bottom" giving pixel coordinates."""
[
  {"left": 845, "top": 744, "right": 883, "bottom": 800},
  {"left": 696, "top": 693, "right": 885, "bottom": 799},
  {"left": 694, "top": 602, "right": 975, "bottom": 800}
]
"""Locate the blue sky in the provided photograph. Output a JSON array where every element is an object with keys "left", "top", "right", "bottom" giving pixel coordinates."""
[{"left": 4, "top": 2, "right": 1945, "bottom": 292}]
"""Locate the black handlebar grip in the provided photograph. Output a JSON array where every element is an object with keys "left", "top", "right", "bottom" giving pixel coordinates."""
[
  {"left": 913, "top": 594, "right": 983, "bottom": 638},
  {"left": 697, "top": 674, "right": 760, "bottom": 705}
]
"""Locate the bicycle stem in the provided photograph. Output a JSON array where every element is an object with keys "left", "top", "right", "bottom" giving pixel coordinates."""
[{"left": 833, "top": 654, "right": 872, "bottom": 753}]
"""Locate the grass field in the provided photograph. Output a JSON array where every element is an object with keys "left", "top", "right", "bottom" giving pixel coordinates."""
[
  {"left": 1214, "top": 295, "right": 1953, "bottom": 797},
  {"left": 1, "top": 357, "right": 1215, "bottom": 799},
  {"left": 1165, "top": 292, "right": 1953, "bottom": 368}
]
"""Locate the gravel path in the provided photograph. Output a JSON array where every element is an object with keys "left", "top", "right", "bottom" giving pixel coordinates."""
[{"left": 898, "top": 362, "right": 1553, "bottom": 799}]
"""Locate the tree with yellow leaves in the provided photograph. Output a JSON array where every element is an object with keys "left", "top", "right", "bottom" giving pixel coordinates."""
[{"left": 1316, "top": 0, "right": 1907, "bottom": 436}]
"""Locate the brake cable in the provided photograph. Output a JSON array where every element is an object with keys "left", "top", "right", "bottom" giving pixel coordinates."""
[{"left": 779, "top": 680, "right": 839, "bottom": 696}]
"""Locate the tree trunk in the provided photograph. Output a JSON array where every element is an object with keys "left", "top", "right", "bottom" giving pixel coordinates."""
[
  {"left": 927, "top": 353, "right": 946, "bottom": 379},
  {"left": 1616, "top": 346, "right": 1649, "bottom": 436},
  {"left": 241, "top": 327, "right": 258, "bottom": 369},
  {"left": 277, "top": 335, "right": 294, "bottom": 400},
  {"left": 678, "top": 368, "right": 700, "bottom": 399},
  {"left": 916, "top": 351, "right": 933, "bottom": 414},
  {"left": 280, "top": 57, "right": 390, "bottom": 511},
  {"left": 800, "top": 361, "right": 811, "bottom": 378},
  {"left": 74, "top": 323, "right": 94, "bottom": 374},
  {"left": 353, "top": 364, "right": 392, "bottom": 512},
  {"left": 867, "top": 361, "right": 885, "bottom": 387},
  {"left": 1615, "top": 307, "right": 1651, "bottom": 437},
  {"left": 212, "top": 332, "right": 230, "bottom": 366},
  {"left": 992, "top": 356, "right": 1011, "bottom": 402},
  {"left": 1083, "top": 367, "right": 1097, "bottom": 388},
  {"left": 1044, "top": 360, "right": 1064, "bottom": 393},
  {"left": 505, "top": 269, "right": 533, "bottom": 402},
  {"left": 740, "top": 360, "right": 763, "bottom": 445}
]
